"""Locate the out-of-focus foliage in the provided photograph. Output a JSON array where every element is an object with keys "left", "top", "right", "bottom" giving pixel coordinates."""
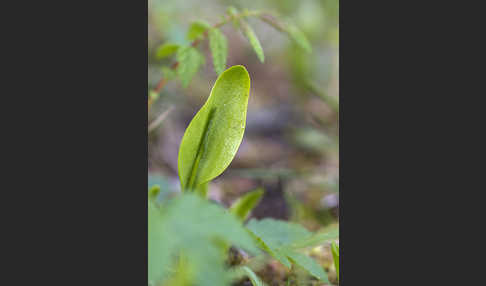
[
  {"left": 331, "top": 241, "right": 339, "bottom": 282},
  {"left": 242, "top": 266, "right": 267, "bottom": 286},
  {"left": 150, "top": 6, "right": 313, "bottom": 92},
  {"left": 230, "top": 187, "right": 264, "bottom": 221},
  {"left": 176, "top": 46, "right": 205, "bottom": 87},
  {"left": 156, "top": 43, "right": 180, "bottom": 59},
  {"left": 246, "top": 218, "right": 329, "bottom": 283},
  {"left": 240, "top": 20, "right": 264, "bottom": 62},
  {"left": 148, "top": 193, "right": 260, "bottom": 286},
  {"left": 187, "top": 20, "right": 211, "bottom": 41},
  {"left": 208, "top": 28, "right": 228, "bottom": 75}
]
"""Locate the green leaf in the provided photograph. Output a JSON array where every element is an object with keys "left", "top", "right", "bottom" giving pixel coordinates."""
[
  {"left": 246, "top": 218, "right": 330, "bottom": 282},
  {"left": 148, "top": 174, "right": 174, "bottom": 204},
  {"left": 227, "top": 6, "right": 238, "bottom": 16},
  {"left": 148, "top": 202, "right": 169, "bottom": 284},
  {"left": 149, "top": 90, "right": 159, "bottom": 101},
  {"left": 148, "top": 194, "right": 260, "bottom": 286},
  {"left": 247, "top": 218, "right": 312, "bottom": 248},
  {"left": 246, "top": 218, "right": 312, "bottom": 268},
  {"left": 148, "top": 185, "right": 160, "bottom": 201},
  {"left": 286, "top": 250, "right": 329, "bottom": 283},
  {"left": 242, "top": 266, "right": 267, "bottom": 286},
  {"left": 208, "top": 28, "right": 228, "bottom": 75},
  {"left": 259, "top": 243, "right": 291, "bottom": 268},
  {"left": 331, "top": 242, "right": 339, "bottom": 282},
  {"left": 230, "top": 188, "right": 264, "bottom": 221},
  {"left": 187, "top": 20, "right": 211, "bottom": 41},
  {"left": 177, "top": 65, "right": 250, "bottom": 192},
  {"left": 176, "top": 46, "right": 205, "bottom": 87},
  {"left": 290, "top": 225, "right": 339, "bottom": 249},
  {"left": 286, "top": 24, "right": 312, "bottom": 53},
  {"left": 156, "top": 43, "right": 179, "bottom": 59},
  {"left": 241, "top": 20, "right": 264, "bottom": 62}
]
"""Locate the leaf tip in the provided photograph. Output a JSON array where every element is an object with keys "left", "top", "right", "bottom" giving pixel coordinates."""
[
  {"left": 223, "top": 65, "right": 250, "bottom": 85},
  {"left": 227, "top": 64, "right": 248, "bottom": 72}
]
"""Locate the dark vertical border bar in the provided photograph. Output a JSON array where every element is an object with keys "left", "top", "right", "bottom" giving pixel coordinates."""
[
  {"left": 339, "top": 0, "right": 484, "bottom": 282},
  {"left": 340, "top": 0, "right": 445, "bottom": 284},
  {"left": 63, "top": 0, "right": 149, "bottom": 284},
  {"left": 340, "top": 0, "right": 386, "bottom": 284},
  {"left": 77, "top": 0, "right": 149, "bottom": 282},
  {"left": 3, "top": 0, "right": 149, "bottom": 284}
]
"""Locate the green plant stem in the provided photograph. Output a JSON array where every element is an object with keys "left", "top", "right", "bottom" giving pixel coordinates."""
[
  {"left": 258, "top": 13, "right": 286, "bottom": 33},
  {"left": 214, "top": 10, "right": 263, "bottom": 29}
]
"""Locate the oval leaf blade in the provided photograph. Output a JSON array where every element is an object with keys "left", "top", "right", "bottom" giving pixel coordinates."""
[
  {"left": 187, "top": 20, "right": 211, "bottom": 40},
  {"left": 155, "top": 43, "right": 179, "bottom": 59},
  {"left": 178, "top": 65, "right": 251, "bottom": 192}
]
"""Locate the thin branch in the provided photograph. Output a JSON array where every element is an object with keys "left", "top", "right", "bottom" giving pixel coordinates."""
[{"left": 148, "top": 106, "right": 175, "bottom": 133}]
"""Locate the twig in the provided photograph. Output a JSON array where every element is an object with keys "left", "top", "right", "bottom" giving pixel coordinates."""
[{"left": 148, "top": 106, "right": 175, "bottom": 133}]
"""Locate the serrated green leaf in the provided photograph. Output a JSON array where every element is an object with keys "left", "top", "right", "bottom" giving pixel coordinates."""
[
  {"left": 246, "top": 218, "right": 312, "bottom": 268},
  {"left": 264, "top": 246, "right": 292, "bottom": 268},
  {"left": 247, "top": 229, "right": 291, "bottom": 268},
  {"left": 178, "top": 65, "right": 250, "bottom": 193},
  {"left": 208, "top": 28, "right": 228, "bottom": 75},
  {"left": 230, "top": 188, "right": 264, "bottom": 221},
  {"left": 187, "top": 20, "right": 211, "bottom": 41},
  {"left": 242, "top": 266, "right": 267, "bottom": 286},
  {"left": 247, "top": 218, "right": 313, "bottom": 248},
  {"left": 241, "top": 21, "right": 264, "bottom": 62},
  {"left": 331, "top": 242, "right": 339, "bottom": 282},
  {"left": 246, "top": 217, "right": 332, "bottom": 283},
  {"left": 148, "top": 194, "right": 260, "bottom": 286},
  {"left": 286, "top": 250, "right": 329, "bottom": 283},
  {"left": 176, "top": 46, "right": 205, "bottom": 87},
  {"left": 291, "top": 225, "right": 339, "bottom": 249},
  {"left": 156, "top": 43, "right": 180, "bottom": 59}
]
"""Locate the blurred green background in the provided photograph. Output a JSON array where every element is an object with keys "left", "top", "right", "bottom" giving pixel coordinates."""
[{"left": 148, "top": 0, "right": 338, "bottom": 238}]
